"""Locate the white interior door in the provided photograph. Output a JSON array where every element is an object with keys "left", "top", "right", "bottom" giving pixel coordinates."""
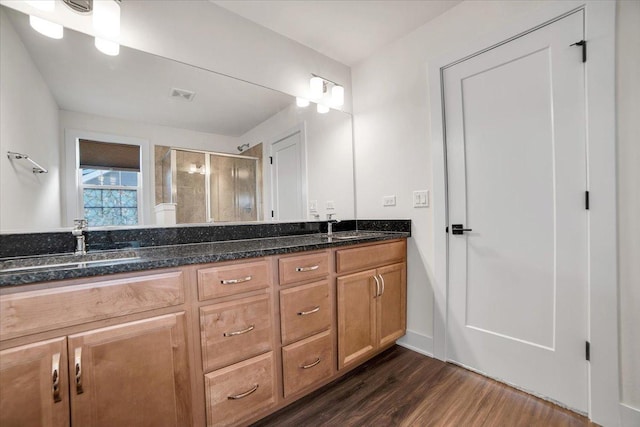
[
  {"left": 270, "top": 130, "right": 305, "bottom": 220},
  {"left": 444, "top": 11, "right": 588, "bottom": 411}
]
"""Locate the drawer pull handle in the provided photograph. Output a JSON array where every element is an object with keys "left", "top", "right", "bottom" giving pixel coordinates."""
[
  {"left": 223, "top": 324, "right": 255, "bottom": 337},
  {"left": 300, "top": 357, "right": 321, "bottom": 369},
  {"left": 74, "top": 347, "right": 83, "bottom": 395},
  {"left": 295, "top": 265, "right": 319, "bottom": 272},
  {"left": 221, "top": 276, "right": 252, "bottom": 285},
  {"left": 227, "top": 384, "right": 259, "bottom": 400},
  {"left": 297, "top": 306, "right": 320, "bottom": 316},
  {"left": 52, "top": 352, "right": 61, "bottom": 403}
]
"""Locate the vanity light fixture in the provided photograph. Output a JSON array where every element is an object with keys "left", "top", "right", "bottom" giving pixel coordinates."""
[
  {"left": 29, "top": 15, "right": 64, "bottom": 39},
  {"left": 93, "top": 0, "right": 121, "bottom": 56},
  {"left": 317, "top": 104, "right": 330, "bottom": 114},
  {"left": 27, "top": 0, "right": 63, "bottom": 39},
  {"left": 309, "top": 74, "right": 345, "bottom": 108},
  {"left": 309, "top": 76, "right": 324, "bottom": 99},
  {"left": 296, "top": 97, "right": 310, "bottom": 108}
]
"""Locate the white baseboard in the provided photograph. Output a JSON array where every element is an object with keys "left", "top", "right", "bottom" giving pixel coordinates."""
[
  {"left": 620, "top": 402, "right": 640, "bottom": 427},
  {"left": 396, "top": 329, "right": 433, "bottom": 357}
]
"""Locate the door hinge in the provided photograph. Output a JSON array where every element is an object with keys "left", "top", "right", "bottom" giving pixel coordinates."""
[
  {"left": 271, "top": 210, "right": 274, "bottom": 218},
  {"left": 585, "top": 191, "right": 590, "bottom": 210},
  {"left": 585, "top": 341, "right": 590, "bottom": 361},
  {"left": 571, "top": 40, "right": 587, "bottom": 63},
  {"left": 269, "top": 156, "right": 273, "bottom": 165}
]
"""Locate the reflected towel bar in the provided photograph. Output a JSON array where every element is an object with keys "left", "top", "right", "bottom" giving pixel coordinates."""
[{"left": 7, "top": 151, "right": 48, "bottom": 174}]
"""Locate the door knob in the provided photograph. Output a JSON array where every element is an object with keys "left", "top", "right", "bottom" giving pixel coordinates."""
[{"left": 452, "top": 224, "right": 472, "bottom": 235}]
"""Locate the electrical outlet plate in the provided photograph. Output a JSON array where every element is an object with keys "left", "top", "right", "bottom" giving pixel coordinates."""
[
  {"left": 383, "top": 195, "right": 396, "bottom": 207},
  {"left": 326, "top": 200, "right": 335, "bottom": 210},
  {"left": 413, "top": 190, "right": 429, "bottom": 208}
]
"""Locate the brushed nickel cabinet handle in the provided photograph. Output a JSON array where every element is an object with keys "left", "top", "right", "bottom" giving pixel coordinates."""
[
  {"left": 74, "top": 347, "right": 83, "bottom": 395},
  {"left": 221, "top": 276, "right": 252, "bottom": 285},
  {"left": 223, "top": 324, "right": 255, "bottom": 337},
  {"left": 379, "top": 274, "right": 385, "bottom": 296},
  {"left": 300, "top": 357, "right": 321, "bottom": 369},
  {"left": 52, "top": 352, "right": 61, "bottom": 403},
  {"left": 227, "top": 384, "right": 259, "bottom": 400},
  {"left": 373, "top": 275, "right": 381, "bottom": 298},
  {"left": 297, "top": 306, "right": 320, "bottom": 316},
  {"left": 295, "top": 265, "right": 319, "bottom": 272}
]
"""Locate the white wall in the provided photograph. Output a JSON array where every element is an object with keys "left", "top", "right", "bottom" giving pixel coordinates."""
[
  {"left": 0, "top": 8, "right": 61, "bottom": 232},
  {"left": 616, "top": 0, "right": 640, "bottom": 414},
  {"left": 0, "top": 0, "right": 352, "bottom": 113},
  {"left": 240, "top": 105, "right": 355, "bottom": 221},
  {"left": 352, "top": 0, "right": 639, "bottom": 416}
]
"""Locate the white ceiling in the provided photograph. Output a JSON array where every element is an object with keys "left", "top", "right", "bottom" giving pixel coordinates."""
[{"left": 212, "top": 0, "right": 462, "bottom": 66}]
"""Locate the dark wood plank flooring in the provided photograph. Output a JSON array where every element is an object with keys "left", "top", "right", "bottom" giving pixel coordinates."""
[{"left": 251, "top": 346, "right": 595, "bottom": 427}]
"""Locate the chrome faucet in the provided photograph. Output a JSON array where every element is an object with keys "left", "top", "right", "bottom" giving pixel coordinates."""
[
  {"left": 72, "top": 219, "right": 88, "bottom": 255},
  {"left": 326, "top": 214, "right": 340, "bottom": 237}
]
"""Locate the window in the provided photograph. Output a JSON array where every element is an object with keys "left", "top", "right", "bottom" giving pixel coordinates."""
[{"left": 78, "top": 139, "right": 141, "bottom": 227}]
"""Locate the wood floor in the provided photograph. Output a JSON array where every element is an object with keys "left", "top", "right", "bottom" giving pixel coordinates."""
[{"left": 251, "top": 346, "right": 595, "bottom": 427}]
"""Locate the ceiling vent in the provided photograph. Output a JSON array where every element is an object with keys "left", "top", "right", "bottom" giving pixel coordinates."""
[{"left": 170, "top": 88, "right": 196, "bottom": 102}]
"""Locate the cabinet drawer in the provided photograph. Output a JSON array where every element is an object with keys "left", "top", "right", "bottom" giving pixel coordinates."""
[
  {"left": 279, "top": 251, "right": 329, "bottom": 285},
  {"left": 198, "top": 259, "right": 270, "bottom": 301},
  {"left": 0, "top": 271, "right": 184, "bottom": 341},
  {"left": 336, "top": 240, "right": 406, "bottom": 274},
  {"left": 200, "top": 294, "right": 272, "bottom": 372},
  {"left": 282, "top": 330, "right": 333, "bottom": 398},
  {"left": 204, "top": 352, "right": 276, "bottom": 427},
  {"left": 280, "top": 280, "right": 330, "bottom": 345}
]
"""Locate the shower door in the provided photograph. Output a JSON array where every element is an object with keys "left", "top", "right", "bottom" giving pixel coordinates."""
[{"left": 209, "top": 155, "right": 258, "bottom": 222}]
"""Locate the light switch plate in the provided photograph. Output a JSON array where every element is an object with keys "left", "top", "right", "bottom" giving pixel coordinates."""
[
  {"left": 383, "top": 195, "right": 396, "bottom": 207},
  {"left": 309, "top": 200, "right": 318, "bottom": 212},
  {"left": 413, "top": 190, "right": 429, "bottom": 208},
  {"left": 326, "top": 200, "right": 335, "bottom": 210}
]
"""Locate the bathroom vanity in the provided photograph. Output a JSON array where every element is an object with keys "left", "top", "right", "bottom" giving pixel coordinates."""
[{"left": 0, "top": 227, "right": 408, "bottom": 427}]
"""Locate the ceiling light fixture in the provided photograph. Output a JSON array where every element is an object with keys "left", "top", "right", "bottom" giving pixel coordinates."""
[{"left": 296, "top": 97, "right": 310, "bottom": 108}]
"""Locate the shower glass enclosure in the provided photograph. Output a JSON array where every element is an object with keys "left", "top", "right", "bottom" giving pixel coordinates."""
[{"left": 160, "top": 148, "right": 259, "bottom": 224}]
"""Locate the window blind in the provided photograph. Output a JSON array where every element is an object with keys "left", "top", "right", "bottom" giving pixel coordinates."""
[{"left": 79, "top": 139, "right": 141, "bottom": 172}]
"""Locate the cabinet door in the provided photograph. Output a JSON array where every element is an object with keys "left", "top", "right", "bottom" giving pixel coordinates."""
[
  {"left": 377, "top": 263, "right": 407, "bottom": 347},
  {"left": 337, "top": 269, "right": 377, "bottom": 369},
  {"left": 0, "top": 337, "right": 69, "bottom": 427},
  {"left": 68, "top": 313, "right": 191, "bottom": 427}
]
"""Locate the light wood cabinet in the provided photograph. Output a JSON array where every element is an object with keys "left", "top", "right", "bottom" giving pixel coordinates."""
[
  {"left": 204, "top": 352, "right": 276, "bottom": 427},
  {"left": 282, "top": 330, "right": 332, "bottom": 398},
  {"left": 278, "top": 251, "right": 329, "bottom": 285},
  {"left": 68, "top": 313, "right": 191, "bottom": 427},
  {"left": 0, "top": 337, "right": 69, "bottom": 427},
  {"left": 279, "top": 280, "right": 330, "bottom": 345},
  {"left": 200, "top": 294, "right": 272, "bottom": 372},
  {"left": 198, "top": 259, "right": 270, "bottom": 300},
  {"left": 336, "top": 241, "right": 407, "bottom": 370}
]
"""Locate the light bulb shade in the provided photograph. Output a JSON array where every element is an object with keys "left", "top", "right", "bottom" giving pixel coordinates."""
[
  {"left": 94, "top": 37, "right": 120, "bottom": 56},
  {"left": 29, "top": 16, "right": 63, "bottom": 39},
  {"left": 296, "top": 97, "right": 310, "bottom": 107},
  {"left": 331, "top": 85, "right": 344, "bottom": 107},
  {"left": 93, "top": 0, "right": 121, "bottom": 38},
  {"left": 309, "top": 76, "right": 324, "bottom": 99},
  {"left": 317, "top": 104, "right": 330, "bottom": 114},
  {"left": 26, "top": 0, "right": 55, "bottom": 11}
]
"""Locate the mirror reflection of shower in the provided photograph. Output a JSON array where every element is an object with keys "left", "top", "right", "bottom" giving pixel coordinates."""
[
  {"left": 237, "top": 143, "right": 250, "bottom": 152},
  {"left": 156, "top": 147, "right": 260, "bottom": 225}
]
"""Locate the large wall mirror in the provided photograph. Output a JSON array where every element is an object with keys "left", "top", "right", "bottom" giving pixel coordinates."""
[{"left": 0, "top": 5, "right": 355, "bottom": 233}]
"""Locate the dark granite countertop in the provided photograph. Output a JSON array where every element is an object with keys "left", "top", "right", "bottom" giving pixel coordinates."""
[{"left": 0, "top": 231, "right": 409, "bottom": 287}]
